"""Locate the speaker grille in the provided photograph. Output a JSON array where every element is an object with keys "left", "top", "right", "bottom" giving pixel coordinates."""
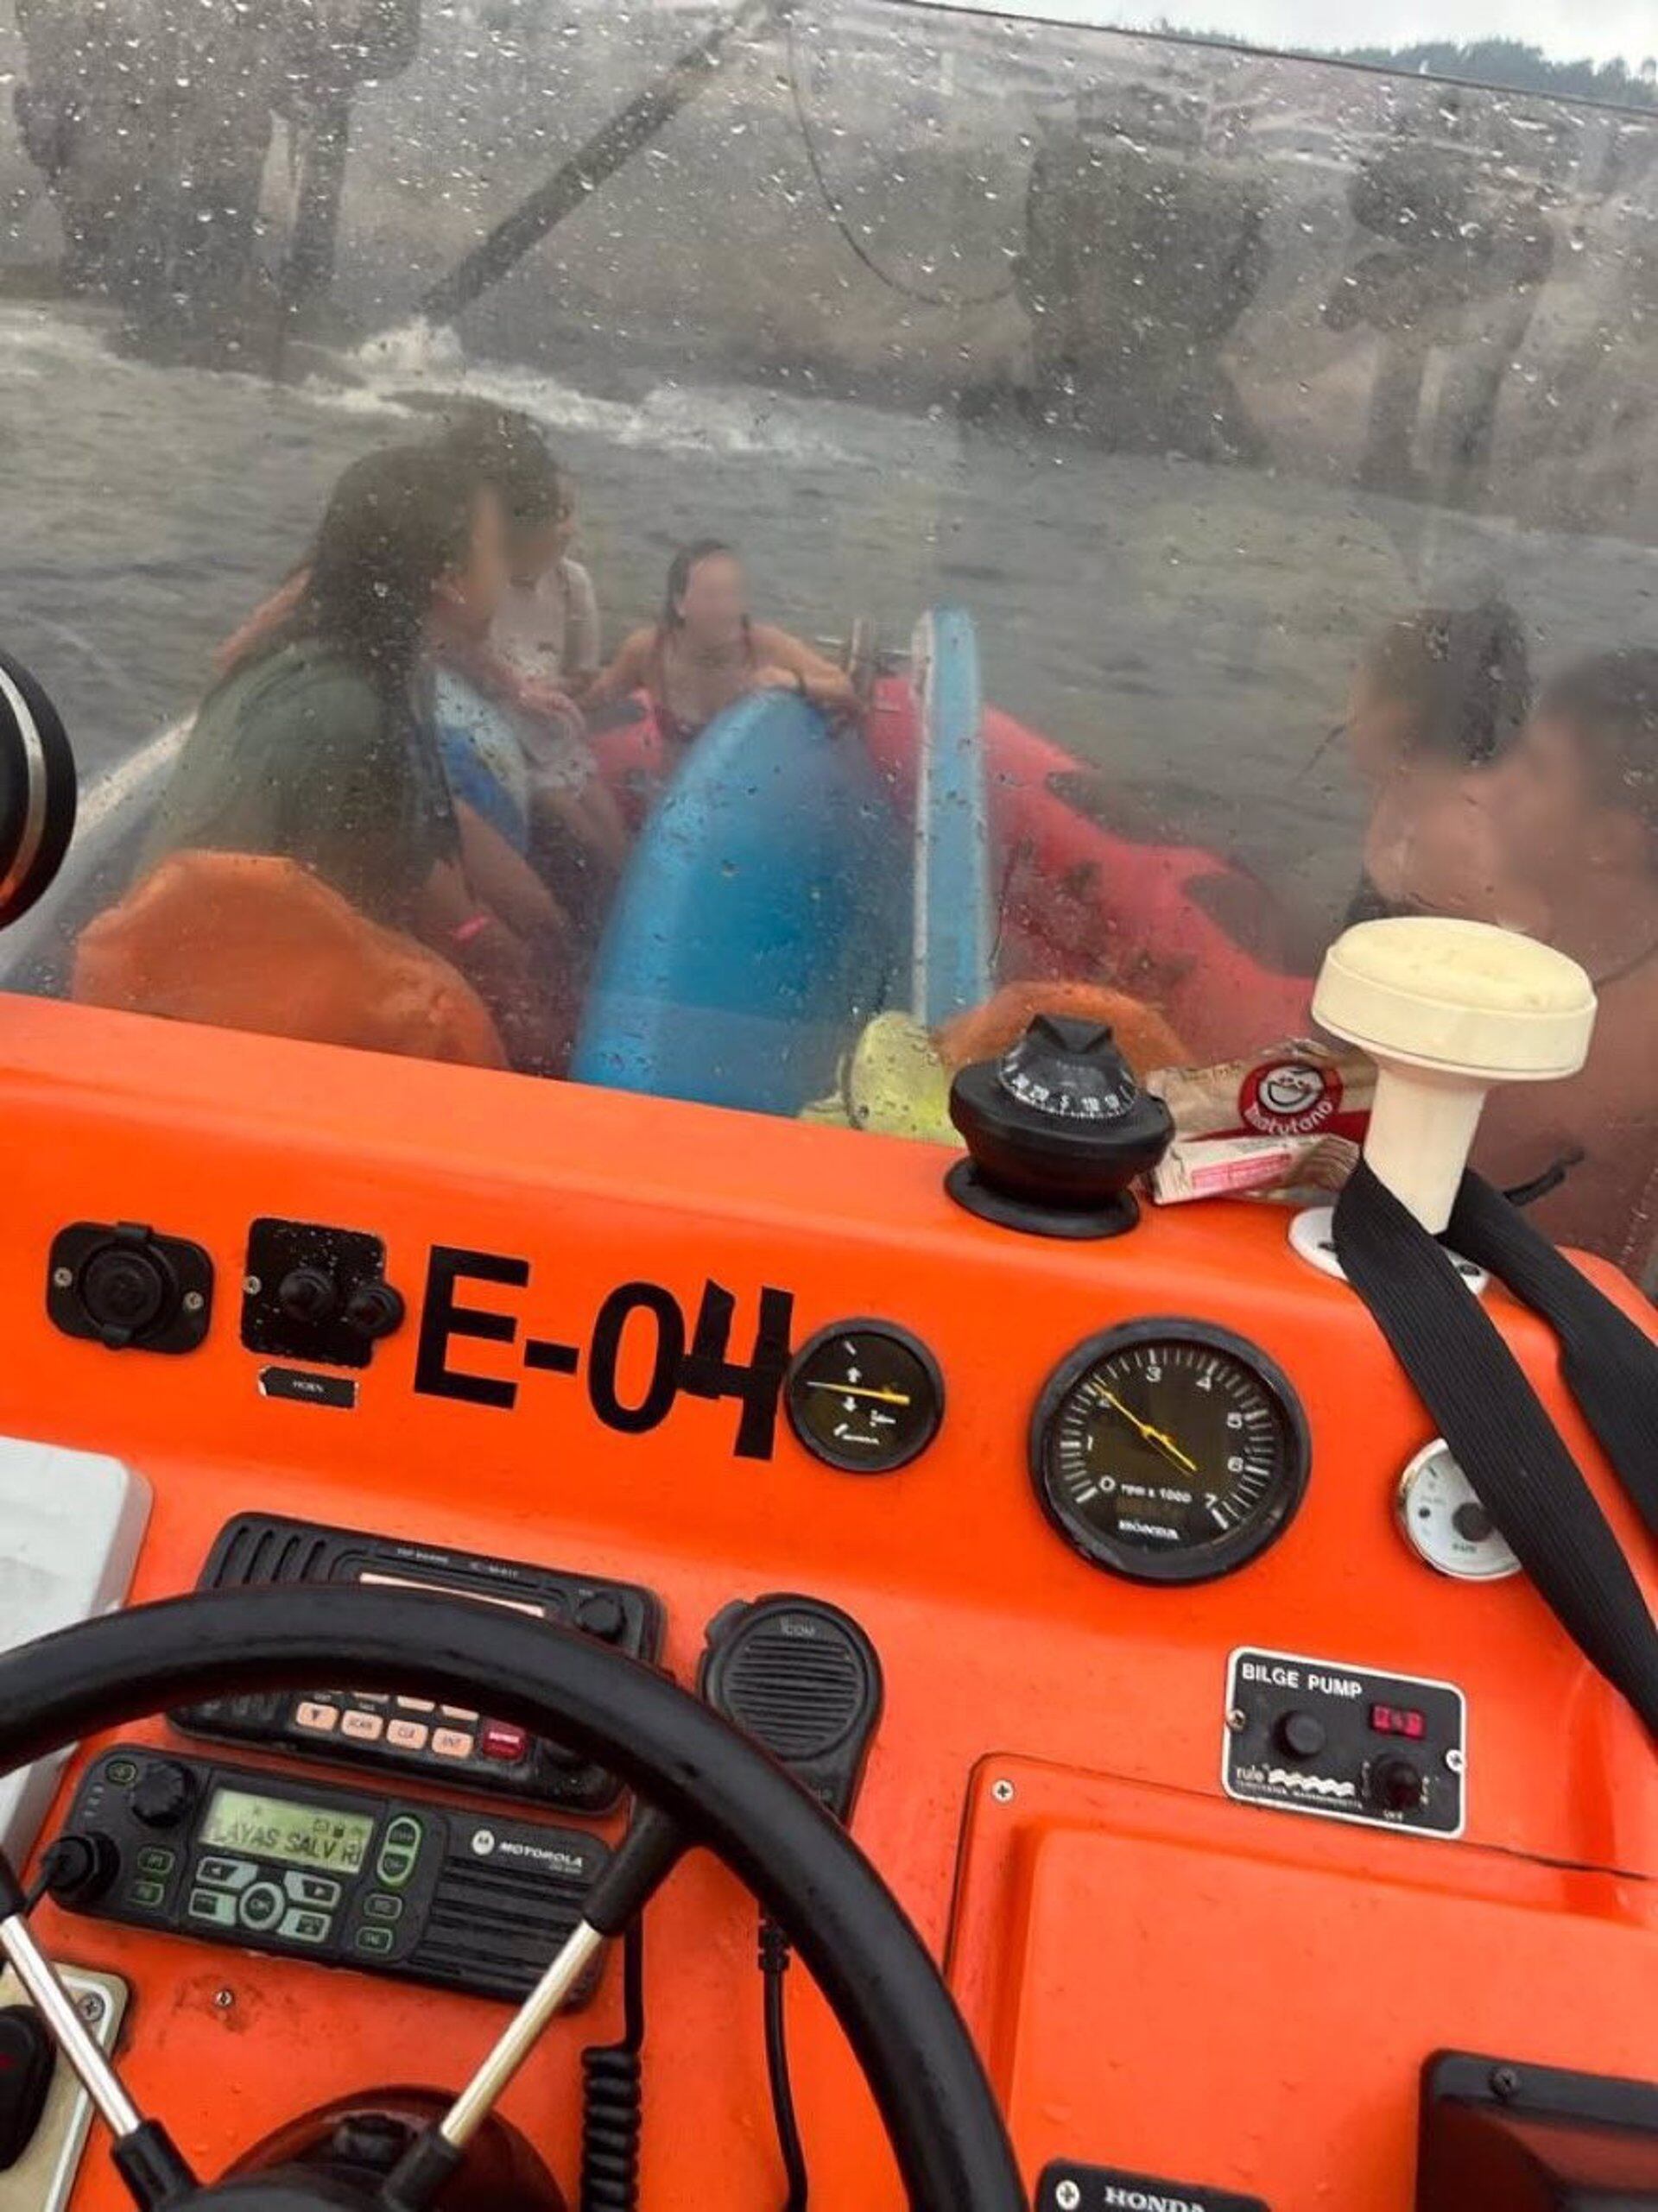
[
  {"left": 409, "top": 1846, "right": 596, "bottom": 2002},
  {"left": 721, "top": 1623, "right": 867, "bottom": 1758},
  {"left": 212, "top": 1515, "right": 333, "bottom": 1589}
]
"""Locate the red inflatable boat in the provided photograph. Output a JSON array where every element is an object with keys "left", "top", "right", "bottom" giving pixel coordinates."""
[{"left": 590, "top": 674, "right": 1317, "bottom": 1062}]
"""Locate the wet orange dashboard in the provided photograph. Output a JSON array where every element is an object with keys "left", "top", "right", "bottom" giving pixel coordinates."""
[{"left": 1, "top": 995, "right": 1655, "bottom": 2212}]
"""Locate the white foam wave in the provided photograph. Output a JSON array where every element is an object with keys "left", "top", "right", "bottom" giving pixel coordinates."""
[
  {"left": 0, "top": 300, "right": 900, "bottom": 470},
  {"left": 332, "top": 317, "right": 872, "bottom": 466}
]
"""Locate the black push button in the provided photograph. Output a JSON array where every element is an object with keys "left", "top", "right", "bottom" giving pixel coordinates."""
[
  {"left": 1274, "top": 1710, "right": 1326, "bottom": 1760},
  {"left": 0, "top": 2007, "right": 55, "bottom": 2171}
]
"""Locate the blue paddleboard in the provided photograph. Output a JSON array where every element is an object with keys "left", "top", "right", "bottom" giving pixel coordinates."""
[
  {"left": 572, "top": 691, "right": 904, "bottom": 1114},
  {"left": 910, "top": 605, "right": 993, "bottom": 1027}
]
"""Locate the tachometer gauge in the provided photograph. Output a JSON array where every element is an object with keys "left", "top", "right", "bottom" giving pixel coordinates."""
[
  {"left": 785, "top": 1320, "right": 945, "bottom": 1473},
  {"left": 1395, "top": 1438, "right": 1519, "bottom": 1581},
  {"left": 1031, "top": 1320, "right": 1309, "bottom": 1583}
]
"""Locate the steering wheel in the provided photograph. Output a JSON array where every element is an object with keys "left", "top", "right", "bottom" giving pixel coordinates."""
[{"left": 0, "top": 1585, "right": 1027, "bottom": 2212}]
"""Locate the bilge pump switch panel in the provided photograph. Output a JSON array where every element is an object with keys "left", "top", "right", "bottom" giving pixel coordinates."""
[{"left": 1223, "top": 1646, "right": 1465, "bottom": 1837}]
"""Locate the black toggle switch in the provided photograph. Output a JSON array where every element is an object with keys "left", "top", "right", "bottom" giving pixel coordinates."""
[
  {"left": 242, "top": 1219, "right": 402, "bottom": 1370},
  {"left": 344, "top": 1280, "right": 405, "bottom": 1342},
  {"left": 276, "top": 1266, "right": 339, "bottom": 1326},
  {"left": 0, "top": 2006, "right": 55, "bottom": 2171}
]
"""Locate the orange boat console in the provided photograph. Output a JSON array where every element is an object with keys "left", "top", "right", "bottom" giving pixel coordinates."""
[{"left": 1, "top": 982, "right": 1655, "bottom": 2212}]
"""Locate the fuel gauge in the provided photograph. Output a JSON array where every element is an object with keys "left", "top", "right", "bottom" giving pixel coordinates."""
[
  {"left": 785, "top": 1320, "right": 945, "bottom": 1474},
  {"left": 1396, "top": 1438, "right": 1520, "bottom": 1581}
]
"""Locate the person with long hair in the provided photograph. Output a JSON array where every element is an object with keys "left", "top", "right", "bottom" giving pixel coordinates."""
[
  {"left": 429, "top": 407, "right": 628, "bottom": 920},
  {"left": 586, "top": 540, "right": 857, "bottom": 747},
  {"left": 1338, "top": 600, "right": 1539, "bottom": 929},
  {"left": 212, "top": 409, "right": 627, "bottom": 921},
  {"left": 140, "top": 442, "right": 566, "bottom": 1069},
  {"left": 439, "top": 404, "right": 602, "bottom": 704}
]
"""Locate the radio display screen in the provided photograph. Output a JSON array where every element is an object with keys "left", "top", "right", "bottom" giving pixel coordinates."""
[{"left": 200, "top": 1787, "right": 375, "bottom": 1874}]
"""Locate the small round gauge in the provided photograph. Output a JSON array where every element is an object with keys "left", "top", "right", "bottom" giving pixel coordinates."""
[
  {"left": 1030, "top": 1319, "right": 1309, "bottom": 1583},
  {"left": 785, "top": 1319, "right": 945, "bottom": 1474},
  {"left": 1396, "top": 1438, "right": 1520, "bottom": 1581}
]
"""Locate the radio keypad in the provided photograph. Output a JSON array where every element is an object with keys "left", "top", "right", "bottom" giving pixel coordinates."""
[
  {"left": 237, "top": 1883, "right": 286, "bottom": 1932},
  {"left": 196, "top": 1856, "right": 257, "bottom": 1890},
  {"left": 177, "top": 1515, "right": 664, "bottom": 1814},
  {"left": 374, "top": 1816, "right": 422, "bottom": 1890},
  {"left": 285, "top": 1872, "right": 342, "bottom": 1907}
]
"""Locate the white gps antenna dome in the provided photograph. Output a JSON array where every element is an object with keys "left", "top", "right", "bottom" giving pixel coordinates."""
[{"left": 1313, "top": 916, "right": 1597, "bottom": 1234}]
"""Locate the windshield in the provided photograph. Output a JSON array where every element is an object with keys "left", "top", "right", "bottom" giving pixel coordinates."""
[{"left": 1, "top": 0, "right": 1654, "bottom": 1281}]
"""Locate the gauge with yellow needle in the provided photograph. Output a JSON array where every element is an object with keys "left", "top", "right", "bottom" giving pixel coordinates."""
[
  {"left": 1030, "top": 1320, "right": 1309, "bottom": 1583},
  {"left": 785, "top": 1319, "right": 946, "bottom": 1473}
]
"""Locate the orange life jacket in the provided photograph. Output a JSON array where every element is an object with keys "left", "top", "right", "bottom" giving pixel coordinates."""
[{"left": 73, "top": 850, "right": 507, "bottom": 1071}]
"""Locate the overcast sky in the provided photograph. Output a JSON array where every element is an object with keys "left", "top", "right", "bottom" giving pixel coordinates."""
[{"left": 920, "top": 0, "right": 1656, "bottom": 69}]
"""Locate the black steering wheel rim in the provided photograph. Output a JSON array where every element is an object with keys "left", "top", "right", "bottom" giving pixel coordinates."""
[{"left": 0, "top": 1584, "right": 1026, "bottom": 2212}]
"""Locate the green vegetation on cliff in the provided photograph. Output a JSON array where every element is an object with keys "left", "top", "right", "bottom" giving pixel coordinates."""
[{"left": 1318, "top": 39, "right": 1652, "bottom": 107}]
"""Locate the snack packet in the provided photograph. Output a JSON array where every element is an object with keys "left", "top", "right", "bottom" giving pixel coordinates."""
[{"left": 1144, "top": 1039, "right": 1375, "bottom": 1206}]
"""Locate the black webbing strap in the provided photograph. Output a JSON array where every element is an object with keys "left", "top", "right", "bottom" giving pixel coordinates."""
[
  {"left": 1446, "top": 1172, "right": 1658, "bottom": 1545},
  {"left": 1332, "top": 1160, "right": 1658, "bottom": 1741}
]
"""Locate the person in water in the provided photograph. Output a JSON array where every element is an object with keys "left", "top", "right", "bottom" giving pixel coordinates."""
[
  {"left": 1339, "top": 602, "right": 1539, "bottom": 930},
  {"left": 140, "top": 443, "right": 568, "bottom": 1071},
  {"left": 586, "top": 540, "right": 859, "bottom": 743},
  {"left": 1474, "top": 649, "right": 1658, "bottom": 1278}
]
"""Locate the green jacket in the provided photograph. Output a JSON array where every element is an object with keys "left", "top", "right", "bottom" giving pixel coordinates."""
[{"left": 141, "top": 642, "right": 457, "bottom": 927}]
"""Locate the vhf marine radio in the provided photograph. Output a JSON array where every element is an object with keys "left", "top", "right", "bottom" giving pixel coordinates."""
[
  {"left": 174, "top": 1514, "right": 664, "bottom": 1813},
  {"left": 51, "top": 1744, "right": 610, "bottom": 2005}
]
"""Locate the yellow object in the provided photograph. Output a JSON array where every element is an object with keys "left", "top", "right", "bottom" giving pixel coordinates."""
[{"left": 800, "top": 1012, "right": 959, "bottom": 1143}]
